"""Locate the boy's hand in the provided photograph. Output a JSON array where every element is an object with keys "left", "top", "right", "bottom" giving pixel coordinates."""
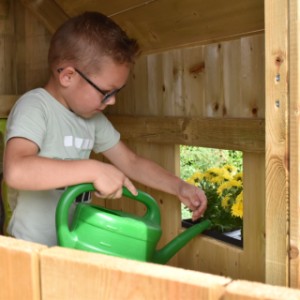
[
  {"left": 93, "top": 163, "right": 137, "bottom": 199},
  {"left": 178, "top": 181, "right": 207, "bottom": 221}
]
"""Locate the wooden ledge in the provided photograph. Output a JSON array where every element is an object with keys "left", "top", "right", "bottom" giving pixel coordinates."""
[{"left": 108, "top": 115, "right": 265, "bottom": 152}]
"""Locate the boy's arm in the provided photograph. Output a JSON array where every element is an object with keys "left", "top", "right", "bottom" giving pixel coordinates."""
[
  {"left": 4, "top": 137, "right": 137, "bottom": 198},
  {"left": 103, "top": 141, "right": 207, "bottom": 220}
]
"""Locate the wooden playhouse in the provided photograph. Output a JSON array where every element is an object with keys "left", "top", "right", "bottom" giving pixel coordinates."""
[{"left": 1, "top": 0, "right": 300, "bottom": 299}]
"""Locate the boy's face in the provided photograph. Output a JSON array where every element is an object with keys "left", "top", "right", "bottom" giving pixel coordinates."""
[{"left": 58, "top": 58, "right": 130, "bottom": 118}]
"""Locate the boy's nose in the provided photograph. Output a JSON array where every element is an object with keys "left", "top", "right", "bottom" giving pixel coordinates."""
[{"left": 104, "top": 96, "right": 116, "bottom": 105}]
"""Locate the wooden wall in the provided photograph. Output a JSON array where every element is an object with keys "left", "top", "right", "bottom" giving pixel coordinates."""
[
  {"left": 105, "top": 34, "right": 265, "bottom": 282},
  {"left": 2, "top": 235, "right": 300, "bottom": 300}
]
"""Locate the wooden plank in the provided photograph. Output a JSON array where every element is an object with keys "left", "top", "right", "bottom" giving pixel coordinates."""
[
  {"left": 240, "top": 34, "right": 265, "bottom": 119},
  {"left": 112, "top": 34, "right": 264, "bottom": 119},
  {"left": 112, "top": 0, "right": 264, "bottom": 54},
  {"left": 40, "top": 246, "right": 230, "bottom": 300},
  {"left": 108, "top": 115, "right": 265, "bottom": 152},
  {"left": 288, "top": 0, "right": 300, "bottom": 289},
  {"left": 19, "top": 0, "right": 69, "bottom": 34},
  {"left": 242, "top": 152, "right": 265, "bottom": 281},
  {"left": 0, "top": 235, "right": 46, "bottom": 300},
  {"left": 265, "top": 0, "right": 289, "bottom": 286},
  {"left": 56, "top": 0, "right": 157, "bottom": 18},
  {"left": 224, "top": 280, "right": 300, "bottom": 300},
  {"left": 0, "top": 95, "right": 19, "bottom": 117},
  {"left": 178, "top": 235, "right": 245, "bottom": 280}
]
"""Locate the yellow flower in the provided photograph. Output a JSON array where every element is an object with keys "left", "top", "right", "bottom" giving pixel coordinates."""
[
  {"left": 231, "top": 191, "right": 243, "bottom": 218},
  {"left": 211, "top": 175, "right": 224, "bottom": 184},
  {"left": 223, "top": 164, "right": 237, "bottom": 174},
  {"left": 192, "top": 172, "right": 203, "bottom": 181},
  {"left": 205, "top": 167, "right": 232, "bottom": 182},
  {"left": 186, "top": 177, "right": 197, "bottom": 186},
  {"left": 204, "top": 168, "right": 222, "bottom": 179},
  {"left": 221, "top": 195, "right": 231, "bottom": 209},
  {"left": 186, "top": 171, "right": 204, "bottom": 186},
  {"left": 184, "top": 164, "right": 243, "bottom": 231},
  {"left": 234, "top": 172, "right": 243, "bottom": 182},
  {"left": 217, "top": 180, "right": 242, "bottom": 196}
]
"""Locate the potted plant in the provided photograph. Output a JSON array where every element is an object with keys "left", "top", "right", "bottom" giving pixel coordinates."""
[{"left": 182, "top": 165, "right": 243, "bottom": 247}]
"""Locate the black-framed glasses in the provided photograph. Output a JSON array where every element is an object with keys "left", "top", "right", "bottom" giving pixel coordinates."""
[{"left": 57, "top": 67, "right": 123, "bottom": 103}]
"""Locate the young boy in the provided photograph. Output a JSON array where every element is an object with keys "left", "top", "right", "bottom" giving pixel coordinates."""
[{"left": 3, "top": 12, "right": 207, "bottom": 246}]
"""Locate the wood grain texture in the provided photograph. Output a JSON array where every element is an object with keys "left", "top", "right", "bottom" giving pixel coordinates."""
[
  {"left": 110, "top": 34, "right": 265, "bottom": 119},
  {"left": 40, "top": 246, "right": 230, "bottom": 300},
  {"left": 108, "top": 115, "right": 265, "bottom": 152},
  {"left": 224, "top": 280, "right": 300, "bottom": 300},
  {"left": 20, "top": 0, "right": 69, "bottom": 34},
  {"left": 0, "top": 236, "right": 46, "bottom": 300},
  {"left": 21, "top": 0, "right": 264, "bottom": 53},
  {"left": 115, "top": 0, "right": 264, "bottom": 53},
  {"left": 288, "top": 0, "right": 300, "bottom": 289},
  {"left": 56, "top": 0, "right": 156, "bottom": 18},
  {"left": 265, "top": 0, "right": 289, "bottom": 286}
]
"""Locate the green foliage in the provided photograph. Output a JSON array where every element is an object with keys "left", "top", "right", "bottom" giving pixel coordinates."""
[
  {"left": 180, "top": 146, "right": 243, "bottom": 180},
  {"left": 180, "top": 146, "right": 243, "bottom": 232}
]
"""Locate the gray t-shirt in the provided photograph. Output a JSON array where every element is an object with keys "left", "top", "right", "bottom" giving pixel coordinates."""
[{"left": 5, "top": 88, "right": 120, "bottom": 246}]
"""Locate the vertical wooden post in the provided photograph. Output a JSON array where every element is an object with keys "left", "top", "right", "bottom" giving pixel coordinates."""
[
  {"left": 265, "top": 0, "right": 289, "bottom": 286},
  {"left": 288, "top": 0, "right": 300, "bottom": 288}
]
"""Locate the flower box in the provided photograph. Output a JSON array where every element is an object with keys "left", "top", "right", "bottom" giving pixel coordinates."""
[{"left": 182, "top": 218, "right": 243, "bottom": 248}]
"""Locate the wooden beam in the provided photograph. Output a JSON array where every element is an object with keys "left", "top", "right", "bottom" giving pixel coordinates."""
[
  {"left": 19, "top": 0, "right": 69, "bottom": 34},
  {"left": 265, "top": 0, "right": 289, "bottom": 286},
  {"left": 108, "top": 115, "right": 265, "bottom": 153},
  {"left": 289, "top": 0, "right": 300, "bottom": 289},
  {"left": 0, "top": 95, "right": 19, "bottom": 118}
]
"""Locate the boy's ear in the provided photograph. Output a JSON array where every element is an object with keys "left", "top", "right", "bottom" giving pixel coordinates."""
[{"left": 57, "top": 67, "right": 76, "bottom": 87}]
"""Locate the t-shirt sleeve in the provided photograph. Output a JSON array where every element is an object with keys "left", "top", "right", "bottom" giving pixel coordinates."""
[
  {"left": 92, "top": 114, "right": 120, "bottom": 153},
  {"left": 6, "top": 94, "right": 47, "bottom": 149}
]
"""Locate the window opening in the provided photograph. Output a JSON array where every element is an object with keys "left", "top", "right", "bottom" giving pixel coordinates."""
[{"left": 180, "top": 145, "right": 243, "bottom": 248}]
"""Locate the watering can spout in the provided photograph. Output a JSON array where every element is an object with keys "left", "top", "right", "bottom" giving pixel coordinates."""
[{"left": 152, "top": 219, "right": 212, "bottom": 264}]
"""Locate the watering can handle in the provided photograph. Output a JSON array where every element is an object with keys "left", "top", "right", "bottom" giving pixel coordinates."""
[{"left": 56, "top": 183, "right": 161, "bottom": 239}]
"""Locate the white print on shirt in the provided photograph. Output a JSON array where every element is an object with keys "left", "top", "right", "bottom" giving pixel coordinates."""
[{"left": 64, "top": 135, "right": 94, "bottom": 150}]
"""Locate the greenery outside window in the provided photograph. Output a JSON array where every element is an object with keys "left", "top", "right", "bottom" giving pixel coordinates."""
[{"left": 180, "top": 146, "right": 243, "bottom": 247}]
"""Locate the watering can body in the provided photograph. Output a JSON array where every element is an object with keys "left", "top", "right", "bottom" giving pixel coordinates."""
[{"left": 56, "top": 183, "right": 212, "bottom": 264}]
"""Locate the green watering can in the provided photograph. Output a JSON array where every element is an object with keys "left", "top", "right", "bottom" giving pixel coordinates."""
[{"left": 56, "top": 183, "right": 212, "bottom": 264}]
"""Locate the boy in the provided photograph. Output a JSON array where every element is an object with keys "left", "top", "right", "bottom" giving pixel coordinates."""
[{"left": 3, "top": 12, "right": 207, "bottom": 246}]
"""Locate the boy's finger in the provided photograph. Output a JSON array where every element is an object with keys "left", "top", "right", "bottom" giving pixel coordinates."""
[{"left": 123, "top": 177, "right": 138, "bottom": 196}]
